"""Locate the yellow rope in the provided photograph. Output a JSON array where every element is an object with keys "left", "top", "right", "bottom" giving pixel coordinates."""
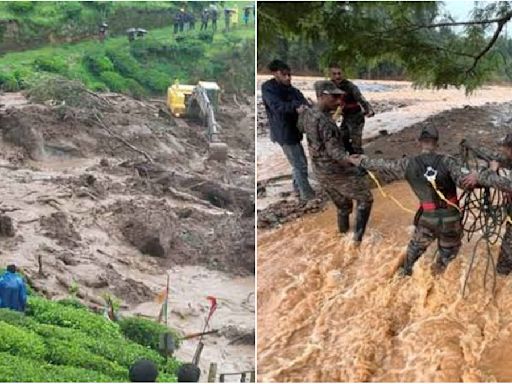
[
  {"left": 426, "top": 179, "right": 462, "bottom": 213},
  {"left": 366, "top": 170, "right": 416, "bottom": 214}
]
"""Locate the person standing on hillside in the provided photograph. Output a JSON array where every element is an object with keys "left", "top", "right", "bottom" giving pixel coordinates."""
[
  {"left": 329, "top": 63, "right": 375, "bottom": 155},
  {"left": 262, "top": 59, "right": 315, "bottom": 201},
  {"left": 243, "top": 7, "right": 251, "bottom": 25},
  {"left": 200, "top": 9, "right": 209, "bottom": 31},
  {"left": 173, "top": 11, "right": 181, "bottom": 34},
  {"left": 0, "top": 264, "right": 28, "bottom": 312},
  {"left": 210, "top": 6, "right": 218, "bottom": 32},
  {"left": 178, "top": 8, "right": 186, "bottom": 33},
  {"left": 188, "top": 12, "right": 196, "bottom": 31},
  {"left": 224, "top": 8, "right": 231, "bottom": 32},
  {"left": 98, "top": 23, "right": 108, "bottom": 43}
]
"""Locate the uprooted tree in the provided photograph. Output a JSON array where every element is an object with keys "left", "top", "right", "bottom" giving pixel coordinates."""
[{"left": 258, "top": 1, "right": 512, "bottom": 92}]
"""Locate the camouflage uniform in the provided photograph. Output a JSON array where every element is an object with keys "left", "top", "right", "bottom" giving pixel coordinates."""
[
  {"left": 476, "top": 168, "right": 512, "bottom": 274},
  {"left": 337, "top": 79, "right": 374, "bottom": 155},
  {"left": 300, "top": 104, "right": 373, "bottom": 241},
  {"left": 361, "top": 149, "right": 466, "bottom": 275}
]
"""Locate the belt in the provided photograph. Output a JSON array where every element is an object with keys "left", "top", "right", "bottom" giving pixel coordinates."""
[{"left": 420, "top": 196, "right": 458, "bottom": 211}]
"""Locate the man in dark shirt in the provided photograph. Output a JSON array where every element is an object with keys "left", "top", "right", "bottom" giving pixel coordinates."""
[
  {"left": 330, "top": 63, "right": 375, "bottom": 155},
  {"left": 261, "top": 60, "right": 315, "bottom": 201}
]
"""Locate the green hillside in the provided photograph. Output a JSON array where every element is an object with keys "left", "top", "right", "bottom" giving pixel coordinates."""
[
  {"left": 0, "top": 295, "right": 181, "bottom": 382},
  {"left": 0, "top": 1, "right": 255, "bottom": 97}
]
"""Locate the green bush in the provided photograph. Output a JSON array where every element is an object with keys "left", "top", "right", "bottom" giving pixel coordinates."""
[
  {"left": 44, "top": 337, "right": 127, "bottom": 379},
  {"left": 33, "top": 55, "right": 68, "bottom": 75},
  {"left": 60, "top": 1, "right": 82, "bottom": 21},
  {"left": 106, "top": 49, "right": 141, "bottom": 78},
  {"left": 0, "top": 321, "right": 46, "bottom": 360},
  {"left": 57, "top": 298, "right": 88, "bottom": 310},
  {"left": 125, "top": 78, "right": 147, "bottom": 99},
  {"left": 27, "top": 296, "right": 121, "bottom": 339},
  {"left": 32, "top": 320, "right": 166, "bottom": 371},
  {"left": 7, "top": 1, "right": 34, "bottom": 13},
  {"left": 136, "top": 69, "right": 169, "bottom": 93},
  {"left": 90, "top": 81, "right": 109, "bottom": 92},
  {"left": 84, "top": 53, "right": 114, "bottom": 76},
  {"left": 0, "top": 308, "right": 38, "bottom": 329},
  {"left": 0, "top": 71, "right": 20, "bottom": 91},
  {"left": 118, "top": 316, "right": 181, "bottom": 352},
  {"left": 0, "top": 352, "right": 114, "bottom": 382},
  {"left": 99, "top": 71, "right": 129, "bottom": 92}
]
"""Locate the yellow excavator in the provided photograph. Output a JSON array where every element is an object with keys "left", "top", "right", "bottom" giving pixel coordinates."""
[{"left": 167, "top": 80, "right": 228, "bottom": 162}]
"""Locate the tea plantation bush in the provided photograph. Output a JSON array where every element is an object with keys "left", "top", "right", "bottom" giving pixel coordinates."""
[
  {"left": 118, "top": 316, "right": 181, "bottom": 351},
  {"left": 0, "top": 296, "right": 181, "bottom": 382}
]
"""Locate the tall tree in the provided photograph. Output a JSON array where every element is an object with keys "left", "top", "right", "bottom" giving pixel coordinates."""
[{"left": 258, "top": 1, "right": 512, "bottom": 92}]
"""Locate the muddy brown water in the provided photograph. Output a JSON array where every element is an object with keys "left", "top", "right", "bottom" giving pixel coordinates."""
[
  {"left": 257, "top": 77, "right": 512, "bottom": 382},
  {"left": 258, "top": 181, "right": 512, "bottom": 382}
]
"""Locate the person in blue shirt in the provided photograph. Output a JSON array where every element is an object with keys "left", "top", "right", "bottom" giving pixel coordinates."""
[{"left": 0, "top": 264, "right": 28, "bottom": 312}]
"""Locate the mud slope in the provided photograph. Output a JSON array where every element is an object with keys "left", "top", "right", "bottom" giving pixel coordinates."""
[{"left": 0, "top": 90, "right": 255, "bottom": 378}]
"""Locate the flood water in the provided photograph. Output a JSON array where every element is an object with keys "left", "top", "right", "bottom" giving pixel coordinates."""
[{"left": 258, "top": 181, "right": 512, "bottom": 382}]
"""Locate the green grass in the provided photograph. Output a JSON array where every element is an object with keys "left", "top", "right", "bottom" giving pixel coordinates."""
[
  {"left": 0, "top": 296, "right": 181, "bottom": 382},
  {"left": 0, "top": 23, "right": 254, "bottom": 96}
]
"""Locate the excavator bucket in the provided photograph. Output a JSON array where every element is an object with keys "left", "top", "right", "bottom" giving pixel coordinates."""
[{"left": 208, "top": 141, "right": 228, "bottom": 162}]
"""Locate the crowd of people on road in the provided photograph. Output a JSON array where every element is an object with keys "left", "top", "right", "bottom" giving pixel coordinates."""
[
  {"left": 96, "top": 4, "right": 255, "bottom": 44},
  {"left": 262, "top": 59, "right": 512, "bottom": 277}
]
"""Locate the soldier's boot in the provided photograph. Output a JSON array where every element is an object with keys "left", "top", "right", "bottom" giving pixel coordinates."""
[
  {"left": 497, "top": 236, "right": 512, "bottom": 275},
  {"left": 337, "top": 212, "right": 350, "bottom": 234},
  {"left": 399, "top": 247, "right": 424, "bottom": 276},
  {"left": 432, "top": 247, "right": 458, "bottom": 276},
  {"left": 353, "top": 205, "right": 372, "bottom": 243}
]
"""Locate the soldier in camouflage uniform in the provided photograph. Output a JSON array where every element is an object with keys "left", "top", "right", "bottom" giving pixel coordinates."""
[
  {"left": 329, "top": 64, "right": 375, "bottom": 155},
  {"left": 300, "top": 80, "right": 373, "bottom": 243},
  {"left": 349, "top": 126, "right": 468, "bottom": 276},
  {"left": 461, "top": 133, "right": 512, "bottom": 275}
]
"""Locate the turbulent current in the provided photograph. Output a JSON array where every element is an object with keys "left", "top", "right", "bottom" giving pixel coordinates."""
[{"left": 257, "top": 181, "right": 512, "bottom": 382}]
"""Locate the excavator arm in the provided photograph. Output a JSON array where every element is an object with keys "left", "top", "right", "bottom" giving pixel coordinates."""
[{"left": 187, "top": 84, "right": 228, "bottom": 162}]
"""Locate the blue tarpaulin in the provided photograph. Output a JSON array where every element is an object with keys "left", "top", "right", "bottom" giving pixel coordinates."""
[{"left": 0, "top": 271, "right": 27, "bottom": 312}]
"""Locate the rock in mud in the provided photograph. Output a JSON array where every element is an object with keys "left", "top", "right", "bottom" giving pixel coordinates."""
[
  {"left": 40, "top": 212, "right": 81, "bottom": 248},
  {"left": 220, "top": 325, "right": 255, "bottom": 345},
  {"left": 121, "top": 218, "right": 172, "bottom": 258},
  {"left": 0, "top": 215, "right": 15, "bottom": 237},
  {"left": 56, "top": 251, "right": 79, "bottom": 266},
  {"left": 0, "top": 107, "right": 45, "bottom": 160}
]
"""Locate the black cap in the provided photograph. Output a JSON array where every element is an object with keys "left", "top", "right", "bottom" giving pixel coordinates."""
[
  {"left": 177, "top": 363, "right": 201, "bottom": 382},
  {"left": 6, "top": 264, "right": 16, "bottom": 273},
  {"left": 129, "top": 359, "right": 158, "bottom": 382},
  {"left": 314, "top": 80, "right": 344, "bottom": 96},
  {"left": 419, "top": 126, "right": 439, "bottom": 141}
]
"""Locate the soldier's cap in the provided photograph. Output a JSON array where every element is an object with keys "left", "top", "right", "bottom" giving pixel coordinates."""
[
  {"left": 314, "top": 80, "right": 344, "bottom": 96},
  {"left": 499, "top": 133, "right": 512, "bottom": 147},
  {"left": 419, "top": 126, "right": 439, "bottom": 141}
]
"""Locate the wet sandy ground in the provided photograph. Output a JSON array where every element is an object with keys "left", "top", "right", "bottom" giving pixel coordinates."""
[{"left": 258, "top": 181, "right": 512, "bottom": 382}]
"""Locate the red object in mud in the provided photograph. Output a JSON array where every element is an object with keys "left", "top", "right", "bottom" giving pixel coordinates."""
[{"left": 206, "top": 296, "right": 218, "bottom": 323}]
